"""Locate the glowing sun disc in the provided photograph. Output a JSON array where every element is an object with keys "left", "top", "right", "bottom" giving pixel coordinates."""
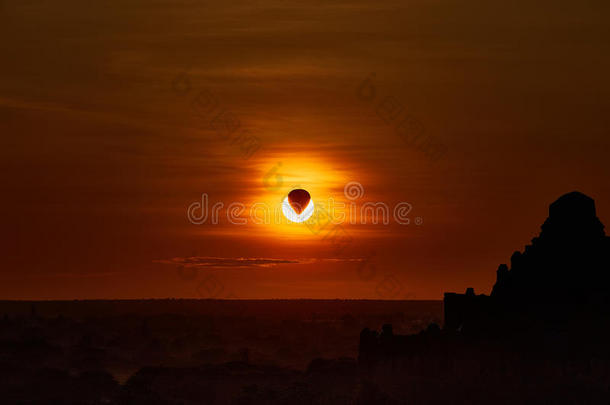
[{"left": 282, "top": 197, "right": 314, "bottom": 223}]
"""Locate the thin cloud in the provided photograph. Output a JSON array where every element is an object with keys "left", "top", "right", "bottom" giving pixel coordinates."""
[{"left": 154, "top": 256, "right": 365, "bottom": 269}]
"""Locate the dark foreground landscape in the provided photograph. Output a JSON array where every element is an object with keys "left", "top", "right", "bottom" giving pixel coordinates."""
[{"left": 0, "top": 299, "right": 441, "bottom": 404}]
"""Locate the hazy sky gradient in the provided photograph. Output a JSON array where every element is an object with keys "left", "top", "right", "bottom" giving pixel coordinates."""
[{"left": 1, "top": 0, "right": 610, "bottom": 299}]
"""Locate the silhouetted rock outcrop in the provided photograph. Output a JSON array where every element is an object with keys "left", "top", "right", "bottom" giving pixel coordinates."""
[
  {"left": 359, "top": 192, "right": 610, "bottom": 404},
  {"left": 444, "top": 191, "right": 610, "bottom": 334}
]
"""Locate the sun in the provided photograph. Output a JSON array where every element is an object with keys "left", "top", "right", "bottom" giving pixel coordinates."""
[
  {"left": 249, "top": 156, "right": 351, "bottom": 236},
  {"left": 282, "top": 197, "right": 314, "bottom": 223}
]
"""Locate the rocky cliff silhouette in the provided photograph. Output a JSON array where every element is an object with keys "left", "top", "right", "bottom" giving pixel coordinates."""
[
  {"left": 358, "top": 192, "right": 610, "bottom": 403},
  {"left": 444, "top": 191, "right": 610, "bottom": 334},
  {"left": 492, "top": 191, "right": 609, "bottom": 302}
]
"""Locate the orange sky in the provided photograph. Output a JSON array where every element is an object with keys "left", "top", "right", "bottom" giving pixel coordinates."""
[{"left": 1, "top": 0, "right": 610, "bottom": 299}]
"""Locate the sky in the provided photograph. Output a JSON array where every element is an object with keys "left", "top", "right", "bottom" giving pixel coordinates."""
[{"left": 1, "top": 0, "right": 610, "bottom": 299}]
